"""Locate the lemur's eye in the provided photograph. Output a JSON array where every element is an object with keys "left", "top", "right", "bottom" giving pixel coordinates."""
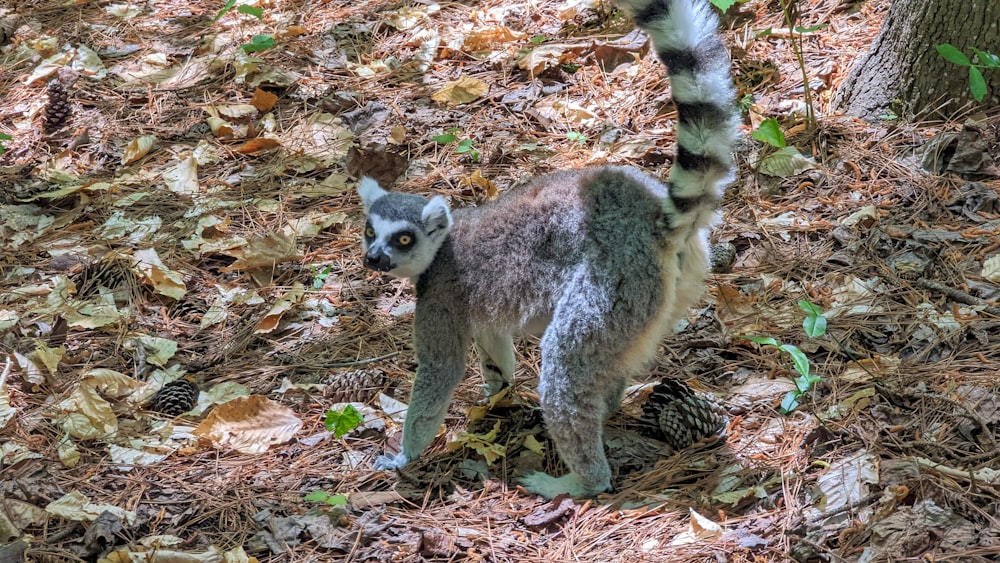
[
  {"left": 365, "top": 227, "right": 375, "bottom": 238},
  {"left": 397, "top": 234, "right": 413, "bottom": 246}
]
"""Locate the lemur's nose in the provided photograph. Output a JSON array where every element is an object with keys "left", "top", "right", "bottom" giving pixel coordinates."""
[{"left": 365, "top": 251, "right": 392, "bottom": 272}]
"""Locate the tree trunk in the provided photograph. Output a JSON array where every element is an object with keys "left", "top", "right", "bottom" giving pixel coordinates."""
[{"left": 835, "top": 0, "right": 1000, "bottom": 121}]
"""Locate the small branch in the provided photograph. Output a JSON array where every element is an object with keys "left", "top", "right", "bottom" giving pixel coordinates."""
[{"left": 917, "top": 277, "right": 1000, "bottom": 317}]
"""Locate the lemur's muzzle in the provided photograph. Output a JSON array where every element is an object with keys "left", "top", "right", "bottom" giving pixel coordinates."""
[{"left": 364, "top": 250, "right": 393, "bottom": 272}]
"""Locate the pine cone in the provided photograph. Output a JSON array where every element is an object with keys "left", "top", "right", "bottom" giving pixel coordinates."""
[
  {"left": 149, "top": 377, "right": 199, "bottom": 416},
  {"left": 324, "top": 369, "right": 386, "bottom": 403},
  {"left": 44, "top": 80, "right": 71, "bottom": 133},
  {"left": 640, "top": 378, "right": 727, "bottom": 451}
]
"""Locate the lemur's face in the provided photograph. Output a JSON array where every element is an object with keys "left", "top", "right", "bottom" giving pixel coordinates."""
[{"left": 357, "top": 178, "right": 453, "bottom": 279}]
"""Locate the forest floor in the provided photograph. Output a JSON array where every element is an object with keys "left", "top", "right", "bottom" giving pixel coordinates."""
[{"left": 2, "top": 0, "right": 1000, "bottom": 561}]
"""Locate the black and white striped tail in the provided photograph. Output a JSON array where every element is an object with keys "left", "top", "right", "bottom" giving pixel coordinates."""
[{"left": 622, "top": 0, "right": 739, "bottom": 229}]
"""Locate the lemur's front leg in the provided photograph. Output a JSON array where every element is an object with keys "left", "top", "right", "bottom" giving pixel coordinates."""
[{"left": 373, "top": 311, "right": 469, "bottom": 470}]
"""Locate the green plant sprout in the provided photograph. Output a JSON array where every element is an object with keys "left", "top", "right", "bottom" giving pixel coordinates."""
[
  {"left": 324, "top": 404, "right": 363, "bottom": 438},
  {"left": 707, "top": 0, "right": 749, "bottom": 11},
  {"left": 213, "top": 1, "right": 274, "bottom": 54},
  {"left": 937, "top": 44, "right": 999, "bottom": 102},
  {"left": 755, "top": 1, "right": 826, "bottom": 127},
  {"left": 743, "top": 299, "right": 827, "bottom": 413},
  {"left": 566, "top": 131, "right": 587, "bottom": 147},
  {"left": 752, "top": 118, "right": 786, "bottom": 148},
  {"left": 0, "top": 132, "right": 11, "bottom": 155},
  {"left": 311, "top": 265, "right": 334, "bottom": 288},
  {"left": 303, "top": 490, "right": 348, "bottom": 506},
  {"left": 432, "top": 128, "right": 480, "bottom": 162},
  {"left": 214, "top": 0, "right": 264, "bottom": 23}
]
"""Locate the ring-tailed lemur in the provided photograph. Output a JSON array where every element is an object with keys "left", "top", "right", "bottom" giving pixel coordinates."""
[{"left": 359, "top": 0, "right": 738, "bottom": 499}]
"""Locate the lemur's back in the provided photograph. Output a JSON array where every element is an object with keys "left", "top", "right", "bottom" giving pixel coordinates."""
[{"left": 419, "top": 166, "right": 674, "bottom": 332}]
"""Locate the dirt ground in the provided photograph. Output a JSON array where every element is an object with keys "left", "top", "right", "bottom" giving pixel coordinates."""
[{"left": 1, "top": 0, "right": 999, "bottom": 561}]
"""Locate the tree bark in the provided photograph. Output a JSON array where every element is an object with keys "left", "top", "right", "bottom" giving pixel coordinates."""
[{"left": 835, "top": 0, "right": 1000, "bottom": 121}]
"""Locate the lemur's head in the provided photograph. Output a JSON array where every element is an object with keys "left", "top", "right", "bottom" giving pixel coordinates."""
[{"left": 357, "top": 177, "right": 454, "bottom": 279}]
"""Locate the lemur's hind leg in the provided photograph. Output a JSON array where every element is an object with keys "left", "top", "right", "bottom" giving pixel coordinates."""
[
  {"left": 474, "top": 332, "right": 515, "bottom": 396},
  {"left": 519, "top": 265, "right": 658, "bottom": 499}
]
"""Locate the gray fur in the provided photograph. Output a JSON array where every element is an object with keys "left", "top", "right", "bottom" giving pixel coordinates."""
[{"left": 364, "top": 0, "right": 738, "bottom": 499}]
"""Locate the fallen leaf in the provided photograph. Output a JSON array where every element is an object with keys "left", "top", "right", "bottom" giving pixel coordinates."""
[
  {"left": 462, "top": 27, "right": 527, "bottom": 52},
  {"left": 133, "top": 248, "right": 187, "bottom": 299},
  {"left": 121, "top": 135, "right": 156, "bottom": 165},
  {"left": 670, "top": 508, "right": 724, "bottom": 545},
  {"left": 255, "top": 283, "right": 305, "bottom": 333},
  {"left": 46, "top": 491, "right": 137, "bottom": 525},
  {"left": 250, "top": 88, "right": 279, "bottom": 112},
  {"left": 193, "top": 395, "right": 303, "bottom": 454},
  {"left": 207, "top": 116, "right": 234, "bottom": 137},
  {"left": 235, "top": 137, "right": 281, "bottom": 155},
  {"left": 432, "top": 75, "right": 489, "bottom": 105}
]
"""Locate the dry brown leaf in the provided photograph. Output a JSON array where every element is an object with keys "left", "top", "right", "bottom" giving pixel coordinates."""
[
  {"left": 133, "top": 248, "right": 186, "bottom": 299},
  {"left": 255, "top": 283, "right": 305, "bottom": 333},
  {"left": 193, "top": 395, "right": 303, "bottom": 454},
  {"left": 235, "top": 137, "right": 281, "bottom": 155},
  {"left": 222, "top": 231, "right": 299, "bottom": 271},
  {"left": 515, "top": 44, "right": 586, "bottom": 78},
  {"left": 207, "top": 116, "right": 234, "bottom": 137},
  {"left": 459, "top": 170, "right": 497, "bottom": 199},
  {"left": 250, "top": 88, "right": 278, "bottom": 112},
  {"left": 215, "top": 104, "right": 258, "bottom": 120},
  {"left": 121, "top": 135, "right": 156, "bottom": 165},
  {"left": 431, "top": 75, "right": 489, "bottom": 105},
  {"left": 462, "top": 27, "right": 527, "bottom": 52},
  {"left": 388, "top": 125, "right": 407, "bottom": 145}
]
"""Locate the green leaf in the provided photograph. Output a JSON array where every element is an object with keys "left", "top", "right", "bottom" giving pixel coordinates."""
[
  {"left": 797, "top": 299, "right": 823, "bottom": 316},
  {"left": 241, "top": 34, "right": 275, "bottom": 53},
  {"left": 969, "top": 66, "right": 987, "bottom": 102},
  {"left": 802, "top": 314, "right": 827, "bottom": 338},
  {"left": 779, "top": 344, "right": 810, "bottom": 378},
  {"left": 744, "top": 335, "right": 779, "bottom": 347},
  {"left": 708, "top": 0, "right": 740, "bottom": 12},
  {"left": 303, "top": 490, "right": 348, "bottom": 506},
  {"left": 432, "top": 133, "right": 457, "bottom": 144},
  {"left": 757, "top": 145, "right": 815, "bottom": 178},
  {"left": 779, "top": 391, "right": 800, "bottom": 413},
  {"left": 566, "top": 131, "right": 587, "bottom": 146},
  {"left": 937, "top": 44, "right": 971, "bottom": 67},
  {"left": 0, "top": 133, "right": 11, "bottom": 141},
  {"left": 530, "top": 34, "right": 547, "bottom": 45},
  {"left": 455, "top": 138, "right": 474, "bottom": 153},
  {"left": 237, "top": 4, "right": 264, "bottom": 19},
  {"left": 324, "top": 404, "right": 364, "bottom": 438},
  {"left": 751, "top": 118, "right": 786, "bottom": 148},
  {"left": 973, "top": 49, "right": 1000, "bottom": 68},
  {"left": 213, "top": 0, "right": 237, "bottom": 22},
  {"left": 799, "top": 300, "right": 827, "bottom": 337},
  {"left": 303, "top": 490, "right": 330, "bottom": 502}
]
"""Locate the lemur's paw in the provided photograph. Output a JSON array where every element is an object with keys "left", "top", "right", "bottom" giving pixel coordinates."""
[
  {"left": 518, "top": 471, "right": 609, "bottom": 499},
  {"left": 373, "top": 451, "right": 409, "bottom": 471}
]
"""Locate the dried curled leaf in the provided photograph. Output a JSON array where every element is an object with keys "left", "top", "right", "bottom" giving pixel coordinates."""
[{"left": 121, "top": 135, "right": 156, "bottom": 165}]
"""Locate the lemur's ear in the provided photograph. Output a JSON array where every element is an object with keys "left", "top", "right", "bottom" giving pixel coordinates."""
[
  {"left": 422, "top": 195, "right": 453, "bottom": 239},
  {"left": 357, "top": 177, "right": 388, "bottom": 213}
]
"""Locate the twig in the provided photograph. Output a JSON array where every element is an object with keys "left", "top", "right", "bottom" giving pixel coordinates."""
[
  {"left": 917, "top": 277, "right": 1000, "bottom": 316},
  {"left": 912, "top": 456, "right": 1000, "bottom": 486},
  {"left": 327, "top": 351, "right": 401, "bottom": 368}
]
